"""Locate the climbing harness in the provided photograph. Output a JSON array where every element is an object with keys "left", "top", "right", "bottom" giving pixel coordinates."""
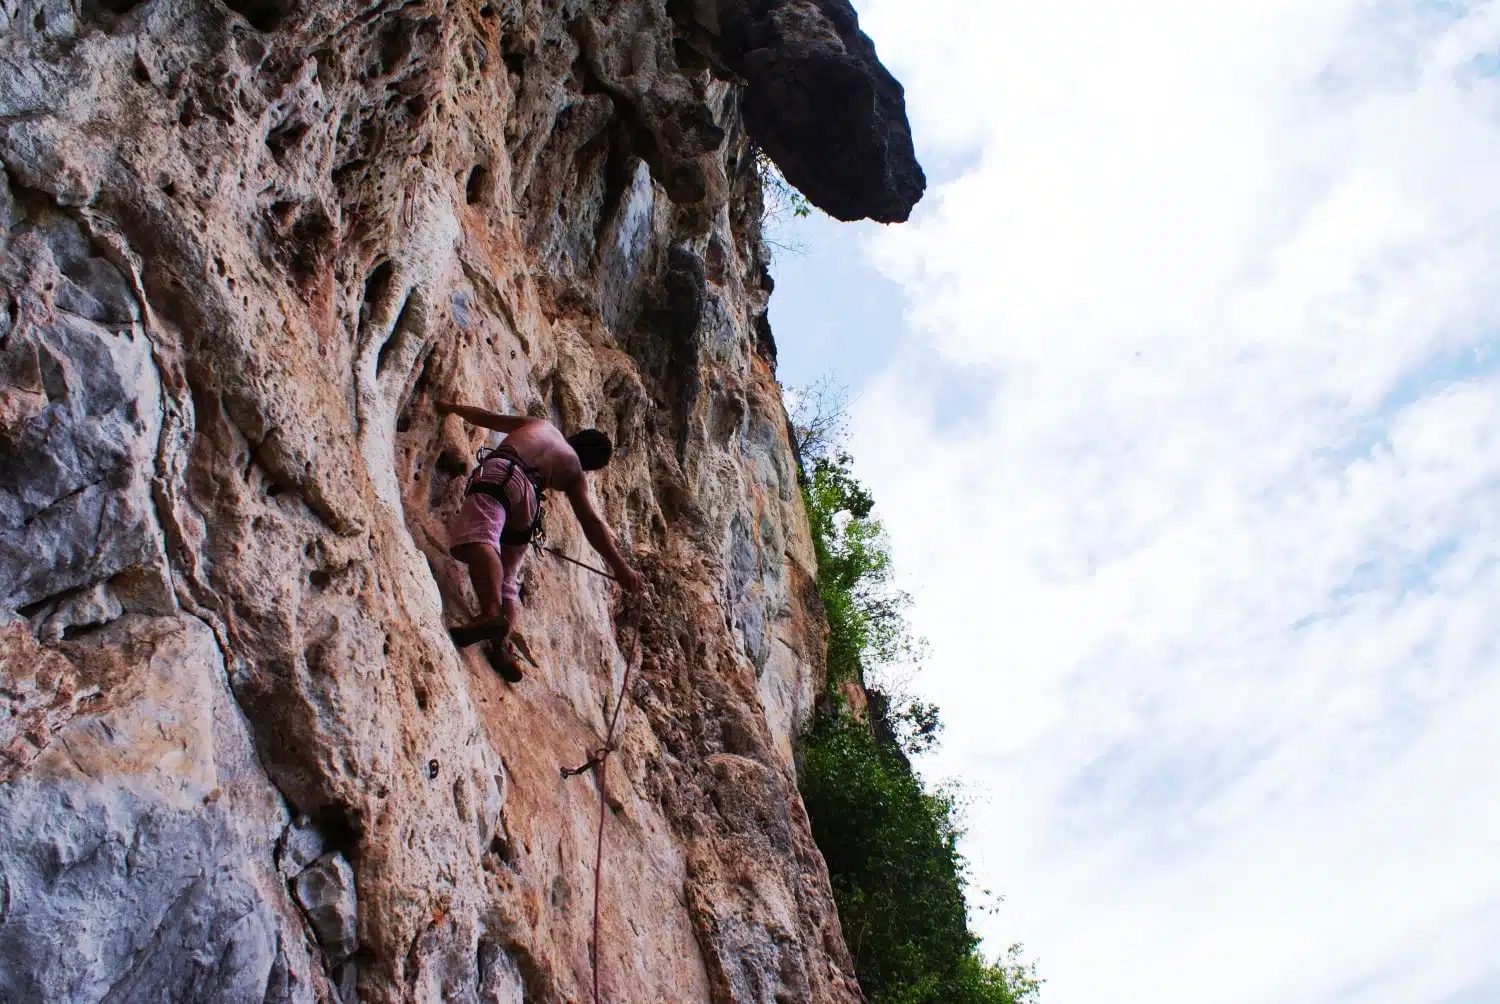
[
  {"left": 466, "top": 446, "right": 621, "bottom": 582},
  {"left": 561, "top": 604, "right": 641, "bottom": 1004},
  {"left": 465, "top": 445, "right": 546, "bottom": 546}
]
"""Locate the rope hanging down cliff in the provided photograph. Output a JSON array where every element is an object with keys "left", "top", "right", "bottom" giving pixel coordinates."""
[{"left": 561, "top": 600, "right": 642, "bottom": 1004}]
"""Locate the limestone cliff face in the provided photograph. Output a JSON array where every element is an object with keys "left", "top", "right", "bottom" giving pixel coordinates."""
[{"left": 0, "top": 0, "right": 922, "bottom": 1001}]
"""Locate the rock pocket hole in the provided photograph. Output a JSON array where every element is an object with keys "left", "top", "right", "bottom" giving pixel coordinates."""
[
  {"left": 61, "top": 621, "right": 107, "bottom": 641},
  {"left": 673, "top": 36, "right": 708, "bottom": 73},
  {"left": 80, "top": 0, "right": 146, "bottom": 19},
  {"left": 411, "top": 353, "right": 434, "bottom": 398},
  {"left": 376, "top": 22, "right": 413, "bottom": 75},
  {"left": 266, "top": 120, "right": 309, "bottom": 163},
  {"left": 376, "top": 291, "right": 415, "bottom": 377},
  {"left": 17, "top": 596, "right": 56, "bottom": 620},
  {"left": 316, "top": 806, "right": 362, "bottom": 860},
  {"left": 488, "top": 834, "right": 516, "bottom": 866},
  {"left": 436, "top": 447, "right": 469, "bottom": 477},
  {"left": 224, "top": 0, "right": 292, "bottom": 33},
  {"left": 465, "top": 165, "right": 489, "bottom": 205},
  {"left": 286, "top": 207, "right": 333, "bottom": 281},
  {"left": 360, "top": 261, "right": 393, "bottom": 322},
  {"left": 356, "top": 260, "right": 392, "bottom": 352},
  {"left": 332, "top": 158, "right": 368, "bottom": 192}
]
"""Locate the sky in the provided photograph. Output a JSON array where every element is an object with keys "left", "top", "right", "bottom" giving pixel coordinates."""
[{"left": 766, "top": 2, "right": 1500, "bottom": 1003}]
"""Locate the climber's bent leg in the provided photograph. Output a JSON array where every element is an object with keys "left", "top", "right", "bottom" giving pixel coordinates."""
[
  {"left": 449, "top": 493, "right": 512, "bottom": 647},
  {"left": 498, "top": 542, "right": 528, "bottom": 630},
  {"left": 468, "top": 544, "right": 531, "bottom": 681},
  {"left": 449, "top": 542, "right": 511, "bottom": 648},
  {"left": 452, "top": 542, "right": 505, "bottom": 620}
]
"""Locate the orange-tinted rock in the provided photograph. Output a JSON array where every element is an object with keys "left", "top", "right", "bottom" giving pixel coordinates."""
[{"left": 0, "top": 0, "right": 918, "bottom": 1000}]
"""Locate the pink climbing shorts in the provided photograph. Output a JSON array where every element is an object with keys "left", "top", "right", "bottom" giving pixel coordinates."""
[{"left": 448, "top": 455, "right": 539, "bottom": 602}]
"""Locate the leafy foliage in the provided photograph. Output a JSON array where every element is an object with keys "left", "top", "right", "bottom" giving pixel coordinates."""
[
  {"left": 803, "top": 453, "right": 921, "bottom": 684},
  {"left": 795, "top": 444, "right": 1041, "bottom": 1003},
  {"left": 755, "top": 147, "right": 813, "bottom": 259},
  {"left": 756, "top": 147, "right": 813, "bottom": 220},
  {"left": 894, "top": 697, "right": 944, "bottom": 756},
  {"left": 803, "top": 703, "right": 1038, "bottom": 1004},
  {"left": 803, "top": 709, "right": 970, "bottom": 995}
]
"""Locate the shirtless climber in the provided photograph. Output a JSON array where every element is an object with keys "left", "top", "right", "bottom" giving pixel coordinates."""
[{"left": 437, "top": 399, "right": 644, "bottom": 662}]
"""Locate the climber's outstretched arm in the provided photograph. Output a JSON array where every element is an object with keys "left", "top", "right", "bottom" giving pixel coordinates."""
[
  {"left": 565, "top": 478, "right": 644, "bottom": 592},
  {"left": 435, "top": 399, "right": 531, "bottom": 433}
]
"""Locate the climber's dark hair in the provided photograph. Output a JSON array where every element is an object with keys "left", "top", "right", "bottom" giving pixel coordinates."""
[{"left": 567, "top": 429, "right": 613, "bottom": 471}]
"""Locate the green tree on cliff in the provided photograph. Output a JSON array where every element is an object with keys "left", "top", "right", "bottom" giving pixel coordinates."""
[{"left": 789, "top": 385, "right": 1041, "bottom": 1004}]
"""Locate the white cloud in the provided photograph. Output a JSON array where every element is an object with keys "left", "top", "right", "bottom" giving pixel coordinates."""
[{"left": 838, "top": 1, "right": 1500, "bottom": 1002}]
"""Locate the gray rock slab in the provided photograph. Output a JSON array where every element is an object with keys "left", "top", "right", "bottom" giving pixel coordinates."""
[
  {"left": 292, "top": 852, "right": 359, "bottom": 966},
  {"left": 0, "top": 616, "right": 315, "bottom": 1004},
  {"left": 0, "top": 316, "right": 162, "bottom": 612}
]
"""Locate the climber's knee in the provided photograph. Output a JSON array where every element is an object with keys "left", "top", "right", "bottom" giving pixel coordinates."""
[
  {"left": 499, "top": 544, "right": 526, "bottom": 603},
  {"left": 450, "top": 541, "right": 489, "bottom": 566}
]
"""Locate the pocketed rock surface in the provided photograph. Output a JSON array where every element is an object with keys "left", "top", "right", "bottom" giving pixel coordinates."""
[{"left": 0, "top": 0, "right": 922, "bottom": 1000}]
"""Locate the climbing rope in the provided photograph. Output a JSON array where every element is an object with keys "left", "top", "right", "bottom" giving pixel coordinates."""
[
  {"left": 561, "top": 603, "right": 640, "bottom": 1004},
  {"left": 539, "top": 544, "right": 617, "bottom": 581}
]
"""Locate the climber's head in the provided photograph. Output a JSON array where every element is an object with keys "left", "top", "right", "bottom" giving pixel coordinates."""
[{"left": 567, "top": 429, "right": 613, "bottom": 471}]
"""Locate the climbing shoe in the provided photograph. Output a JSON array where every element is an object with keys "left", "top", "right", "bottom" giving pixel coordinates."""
[
  {"left": 449, "top": 615, "right": 509, "bottom": 649},
  {"left": 484, "top": 638, "right": 525, "bottom": 684}
]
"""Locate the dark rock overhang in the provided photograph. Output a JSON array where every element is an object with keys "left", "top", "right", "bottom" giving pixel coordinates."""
[{"left": 691, "top": 0, "right": 927, "bottom": 223}]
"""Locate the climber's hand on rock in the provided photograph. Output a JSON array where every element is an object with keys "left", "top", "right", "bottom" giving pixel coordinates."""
[
  {"left": 435, "top": 398, "right": 458, "bottom": 415},
  {"left": 617, "top": 567, "right": 645, "bottom": 593}
]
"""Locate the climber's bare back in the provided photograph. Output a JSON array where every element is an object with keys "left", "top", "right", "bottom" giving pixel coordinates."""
[
  {"left": 433, "top": 401, "right": 583, "bottom": 496},
  {"left": 498, "top": 419, "right": 583, "bottom": 494}
]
